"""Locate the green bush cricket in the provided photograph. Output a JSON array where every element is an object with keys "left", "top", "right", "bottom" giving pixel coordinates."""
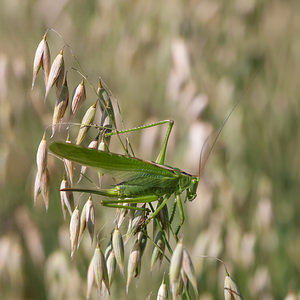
[
  {"left": 49, "top": 77, "right": 237, "bottom": 240},
  {"left": 50, "top": 119, "right": 198, "bottom": 237},
  {"left": 49, "top": 104, "right": 236, "bottom": 240}
]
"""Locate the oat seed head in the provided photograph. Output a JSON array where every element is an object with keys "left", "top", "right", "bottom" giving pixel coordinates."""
[
  {"left": 182, "top": 248, "right": 198, "bottom": 295},
  {"left": 126, "top": 237, "right": 140, "bottom": 294},
  {"left": 86, "top": 257, "right": 94, "bottom": 300},
  {"left": 76, "top": 102, "right": 97, "bottom": 145},
  {"left": 36, "top": 132, "right": 47, "bottom": 175},
  {"left": 71, "top": 79, "right": 86, "bottom": 116},
  {"left": 70, "top": 206, "right": 80, "bottom": 258},
  {"left": 157, "top": 278, "right": 168, "bottom": 300},
  {"left": 45, "top": 49, "right": 64, "bottom": 100},
  {"left": 169, "top": 240, "right": 183, "bottom": 297},
  {"left": 112, "top": 227, "right": 125, "bottom": 275},
  {"left": 32, "top": 32, "right": 51, "bottom": 89},
  {"left": 106, "top": 249, "right": 116, "bottom": 287},
  {"left": 224, "top": 275, "right": 243, "bottom": 300}
]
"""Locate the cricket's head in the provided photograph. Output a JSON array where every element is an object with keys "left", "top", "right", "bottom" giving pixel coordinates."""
[{"left": 186, "top": 176, "right": 199, "bottom": 201}]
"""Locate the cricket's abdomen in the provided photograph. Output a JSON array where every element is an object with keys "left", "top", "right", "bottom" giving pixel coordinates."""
[{"left": 116, "top": 176, "right": 179, "bottom": 198}]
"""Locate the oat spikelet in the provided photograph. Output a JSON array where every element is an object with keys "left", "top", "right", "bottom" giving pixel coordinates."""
[
  {"left": 114, "top": 203, "right": 128, "bottom": 229},
  {"left": 36, "top": 132, "right": 47, "bottom": 175},
  {"left": 45, "top": 49, "right": 64, "bottom": 100},
  {"left": 78, "top": 200, "right": 87, "bottom": 248},
  {"left": 71, "top": 79, "right": 86, "bottom": 116},
  {"left": 126, "top": 237, "right": 140, "bottom": 293},
  {"left": 125, "top": 208, "right": 145, "bottom": 243},
  {"left": 86, "top": 257, "right": 94, "bottom": 300},
  {"left": 93, "top": 243, "right": 110, "bottom": 296},
  {"left": 59, "top": 175, "right": 73, "bottom": 220},
  {"left": 150, "top": 231, "right": 165, "bottom": 271},
  {"left": 112, "top": 227, "right": 124, "bottom": 275},
  {"left": 106, "top": 249, "right": 116, "bottom": 287},
  {"left": 86, "top": 196, "right": 95, "bottom": 244},
  {"left": 182, "top": 248, "right": 198, "bottom": 295},
  {"left": 157, "top": 277, "right": 168, "bottom": 300},
  {"left": 76, "top": 102, "right": 97, "bottom": 145},
  {"left": 93, "top": 244, "right": 102, "bottom": 295},
  {"left": 70, "top": 206, "right": 80, "bottom": 258},
  {"left": 169, "top": 239, "right": 183, "bottom": 298},
  {"left": 51, "top": 74, "right": 69, "bottom": 136},
  {"left": 97, "top": 79, "right": 116, "bottom": 125},
  {"left": 224, "top": 274, "right": 243, "bottom": 300},
  {"left": 32, "top": 31, "right": 51, "bottom": 89}
]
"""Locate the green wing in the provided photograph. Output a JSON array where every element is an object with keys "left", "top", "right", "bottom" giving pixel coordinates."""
[{"left": 49, "top": 142, "right": 177, "bottom": 179}]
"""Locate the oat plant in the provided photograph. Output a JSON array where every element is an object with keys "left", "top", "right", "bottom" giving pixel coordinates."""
[{"left": 32, "top": 29, "right": 243, "bottom": 300}]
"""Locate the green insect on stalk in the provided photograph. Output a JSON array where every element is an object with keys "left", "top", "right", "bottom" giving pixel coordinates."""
[{"left": 49, "top": 104, "right": 237, "bottom": 240}]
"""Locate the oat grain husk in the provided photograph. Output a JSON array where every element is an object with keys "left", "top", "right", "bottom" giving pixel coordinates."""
[
  {"left": 76, "top": 102, "right": 97, "bottom": 145},
  {"left": 45, "top": 49, "right": 64, "bottom": 100}
]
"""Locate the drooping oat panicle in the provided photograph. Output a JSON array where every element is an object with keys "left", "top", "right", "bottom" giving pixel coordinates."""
[
  {"left": 70, "top": 206, "right": 80, "bottom": 258},
  {"left": 78, "top": 137, "right": 99, "bottom": 183},
  {"left": 86, "top": 196, "right": 95, "bottom": 243},
  {"left": 182, "top": 248, "right": 198, "bottom": 294},
  {"left": 59, "top": 175, "right": 73, "bottom": 220},
  {"left": 150, "top": 231, "right": 165, "bottom": 271},
  {"left": 63, "top": 135, "right": 74, "bottom": 185},
  {"left": 71, "top": 79, "right": 86, "bottom": 116},
  {"left": 41, "top": 168, "right": 50, "bottom": 212},
  {"left": 106, "top": 249, "right": 116, "bottom": 287},
  {"left": 86, "top": 257, "right": 94, "bottom": 300},
  {"left": 76, "top": 102, "right": 97, "bottom": 145},
  {"left": 157, "top": 277, "right": 168, "bottom": 300},
  {"left": 169, "top": 239, "right": 183, "bottom": 297},
  {"left": 78, "top": 200, "right": 87, "bottom": 247},
  {"left": 36, "top": 132, "right": 47, "bottom": 175},
  {"left": 45, "top": 49, "right": 64, "bottom": 100},
  {"left": 32, "top": 32, "right": 51, "bottom": 89},
  {"left": 224, "top": 275, "right": 243, "bottom": 300},
  {"left": 126, "top": 237, "right": 140, "bottom": 293},
  {"left": 51, "top": 74, "right": 69, "bottom": 136},
  {"left": 112, "top": 227, "right": 124, "bottom": 275}
]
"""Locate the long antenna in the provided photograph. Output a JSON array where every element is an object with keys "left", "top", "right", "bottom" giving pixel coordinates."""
[{"left": 198, "top": 101, "right": 240, "bottom": 178}]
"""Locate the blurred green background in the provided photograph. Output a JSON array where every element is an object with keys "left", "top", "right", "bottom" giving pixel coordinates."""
[{"left": 0, "top": 0, "right": 300, "bottom": 299}]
